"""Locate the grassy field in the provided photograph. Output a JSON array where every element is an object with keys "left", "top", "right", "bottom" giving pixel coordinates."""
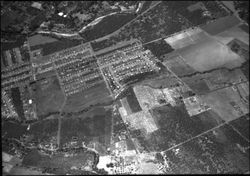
[
  {"left": 30, "top": 38, "right": 82, "bottom": 56},
  {"left": 61, "top": 110, "right": 112, "bottom": 154},
  {"left": 28, "top": 118, "right": 59, "bottom": 143},
  {"left": 22, "top": 149, "right": 95, "bottom": 175},
  {"left": 163, "top": 54, "right": 196, "bottom": 77},
  {"left": 162, "top": 123, "right": 249, "bottom": 174},
  {"left": 181, "top": 75, "right": 211, "bottom": 95},
  {"left": 28, "top": 34, "right": 58, "bottom": 47},
  {"left": 31, "top": 75, "right": 64, "bottom": 119},
  {"left": 63, "top": 81, "right": 112, "bottom": 113},
  {"left": 200, "top": 15, "right": 240, "bottom": 35}
]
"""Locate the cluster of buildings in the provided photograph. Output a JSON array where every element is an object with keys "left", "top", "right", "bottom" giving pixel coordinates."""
[
  {"left": 1, "top": 43, "right": 32, "bottom": 90},
  {"left": 96, "top": 40, "right": 160, "bottom": 97},
  {"left": 2, "top": 90, "right": 18, "bottom": 120}
]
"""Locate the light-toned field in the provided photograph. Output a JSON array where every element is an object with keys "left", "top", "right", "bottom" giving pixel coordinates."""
[
  {"left": 201, "top": 86, "right": 249, "bottom": 122},
  {"left": 164, "top": 28, "right": 207, "bottom": 50},
  {"left": 178, "top": 36, "right": 245, "bottom": 72}
]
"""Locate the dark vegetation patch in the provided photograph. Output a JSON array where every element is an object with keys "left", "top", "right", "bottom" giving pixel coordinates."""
[
  {"left": 11, "top": 87, "right": 25, "bottom": 120},
  {"left": 144, "top": 106, "right": 224, "bottom": 151},
  {"left": 163, "top": 123, "right": 249, "bottom": 174},
  {"left": 80, "top": 13, "right": 136, "bottom": 41},
  {"left": 229, "top": 113, "right": 249, "bottom": 140},
  {"left": 143, "top": 39, "right": 174, "bottom": 60},
  {"left": 30, "top": 38, "right": 82, "bottom": 56},
  {"left": 61, "top": 110, "right": 112, "bottom": 153},
  {"left": 124, "top": 87, "right": 142, "bottom": 113}
]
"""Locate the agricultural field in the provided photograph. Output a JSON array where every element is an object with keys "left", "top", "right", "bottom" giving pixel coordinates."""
[
  {"left": 181, "top": 75, "right": 211, "bottom": 95},
  {"left": 200, "top": 15, "right": 241, "bottom": 36},
  {"left": 162, "top": 123, "right": 249, "bottom": 174},
  {"left": 178, "top": 35, "right": 245, "bottom": 72},
  {"left": 214, "top": 24, "right": 249, "bottom": 47},
  {"left": 136, "top": 105, "right": 224, "bottom": 152},
  {"left": 162, "top": 54, "right": 196, "bottom": 77},
  {"left": 60, "top": 110, "right": 112, "bottom": 154},
  {"left": 31, "top": 75, "right": 64, "bottom": 119},
  {"left": 63, "top": 81, "right": 112, "bottom": 113},
  {"left": 201, "top": 85, "right": 249, "bottom": 122}
]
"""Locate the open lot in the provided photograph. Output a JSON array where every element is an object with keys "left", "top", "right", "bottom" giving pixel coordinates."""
[
  {"left": 63, "top": 81, "right": 112, "bottom": 113},
  {"left": 31, "top": 75, "right": 64, "bottom": 119},
  {"left": 162, "top": 123, "right": 249, "bottom": 174}
]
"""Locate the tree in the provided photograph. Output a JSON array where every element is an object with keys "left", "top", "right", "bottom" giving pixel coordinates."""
[{"left": 234, "top": 1, "right": 249, "bottom": 24}]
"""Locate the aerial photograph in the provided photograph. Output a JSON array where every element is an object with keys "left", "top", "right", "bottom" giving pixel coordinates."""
[{"left": 1, "top": 1, "right": 249, "bottom": 175}]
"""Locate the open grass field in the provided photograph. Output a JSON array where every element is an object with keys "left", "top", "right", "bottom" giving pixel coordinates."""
[
  {"left": 61, "top": 110, "right": 112, "bottom": 154},
  {"left": 200, "top": 15, "right": 240, "bottom": 35},
  {"left": 162, "top": 123, "right": 249, "bottom": 174},
  {"left": 28, "top": 118, "right": 59, "bottom": 143},
  {"left": 63, "top": 81, "right": 112, "bottom": 113},
  {"left": 178, "top": 35, "right": 245, "bottom": 72},
  {"left": 139, "top": 105, "right": 224, "bottom": 152},
  {"left": 30, "top": 38, "right": 82, "bottom": 56},
  {"left": 31, "top": 75, "right": 64, "bottom": 118},
  {"left": 163, "top": 54, "right": 196, "bottom": 77},
  {"left": 214, "top": 25, "right": 249, "bottom": 46},
  {"left": 28, "top": 34, "right": 58, "bottom": 47},
  {"left": 141, "top": 73, "right": 180, "bottom": 89},
  {"left": 181, "top": 75, "right": 210, "bottom": 95},
  {"left": 22, "top": 149, "right": 94, "bottom": 175},
  {"left": 200, "top": 68, "right": 248, "bottom": 91},
  {"left": 201, "top": 85, "right": 249, "bottom": 122}
]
